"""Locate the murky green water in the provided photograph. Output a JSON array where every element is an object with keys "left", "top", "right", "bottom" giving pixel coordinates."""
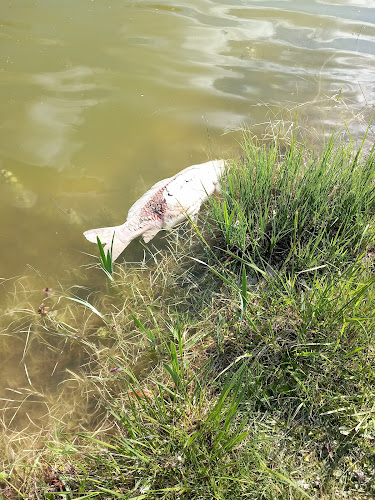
[{"left": 1, "top": 0, "right": 374, "bottom": 438}]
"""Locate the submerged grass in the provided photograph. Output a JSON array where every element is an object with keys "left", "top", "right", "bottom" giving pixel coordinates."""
[{"left": 2, "top": 126, "right": 375, "bottom": 499}]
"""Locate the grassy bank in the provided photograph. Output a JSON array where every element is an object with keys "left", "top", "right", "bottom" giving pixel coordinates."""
[{"left": 2, "top": 128, "right": 375, "bottom": 499}]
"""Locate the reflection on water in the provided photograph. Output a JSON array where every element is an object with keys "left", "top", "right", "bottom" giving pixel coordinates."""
[
  {"left": 0, "top": 0, "right": 374, "bottom": 449},
  {"left": 1, "top": 66, "right": 105, "bottom": 169}
]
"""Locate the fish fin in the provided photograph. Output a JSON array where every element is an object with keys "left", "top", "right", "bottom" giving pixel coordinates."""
[
  {"left": 84, "top": 224, "right": 153, "bottom": 262},
  {"left": 83, "top": 225, "right": 120, "bottom": 244},
  {"left": 83, "top": 225, "right": 134, "bottom": 262},
  {"left": 142, "top": 227, "right": 162, "bottom": 243},
  {"left": 107, "top": 225, "right": 142, "bottom": 261},
  {"left": 103, "top": 238, "right": 128, "bottom": 262}
]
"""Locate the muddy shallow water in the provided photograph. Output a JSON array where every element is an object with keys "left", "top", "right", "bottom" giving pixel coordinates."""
[{"left": 0, "top": 0, "right": 374, "bottom": 440}]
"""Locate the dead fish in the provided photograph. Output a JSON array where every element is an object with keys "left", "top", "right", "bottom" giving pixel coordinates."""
[{"left": 84, "top": 159, "right": 226, "bottom": 261}]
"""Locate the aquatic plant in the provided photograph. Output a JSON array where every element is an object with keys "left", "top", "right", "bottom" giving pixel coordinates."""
[{"left": 97, "top": 235, "right": 114, "bottom": 281}]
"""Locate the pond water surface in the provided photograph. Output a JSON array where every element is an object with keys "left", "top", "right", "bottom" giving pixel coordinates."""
[{"left": 1, "top": 0, "right": 374, "bottom": 442}]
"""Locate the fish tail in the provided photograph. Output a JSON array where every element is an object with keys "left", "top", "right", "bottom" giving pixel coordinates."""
[
  {"left": 83, "top": 224, "right": 135, "bottom": 262},
  {"left": 83, "top": 225, "right": 120, "bottom": 245},
  {"left": 103, "top": 236, "right": 130, "bottom": 262}
]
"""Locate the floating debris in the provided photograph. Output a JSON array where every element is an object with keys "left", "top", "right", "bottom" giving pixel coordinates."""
[
  {"left": 110, "top": 367, "right": 122, "bottom": 373},
  {"left": 38, "top": 303, "right": 50, "bottom": 315},
  {"left": 129, "top": 389, "right": 153, "bottom": 399}
]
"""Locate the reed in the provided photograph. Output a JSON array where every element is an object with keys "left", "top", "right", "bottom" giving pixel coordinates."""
[{"left": 96, "top": 235, "right": 114, "bottom": 282}]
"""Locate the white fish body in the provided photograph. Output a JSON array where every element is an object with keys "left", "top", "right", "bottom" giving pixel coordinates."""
[{"left": 83, "top": 159, "right": 226, "bottom": 261}]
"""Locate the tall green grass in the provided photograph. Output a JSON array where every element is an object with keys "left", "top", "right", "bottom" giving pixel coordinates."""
[
  {"left": 209, "top": 130, "right": 375, "bottom": 276},
  {"left": 96, "top": 235, "right": 114, "bottom": 282}
]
